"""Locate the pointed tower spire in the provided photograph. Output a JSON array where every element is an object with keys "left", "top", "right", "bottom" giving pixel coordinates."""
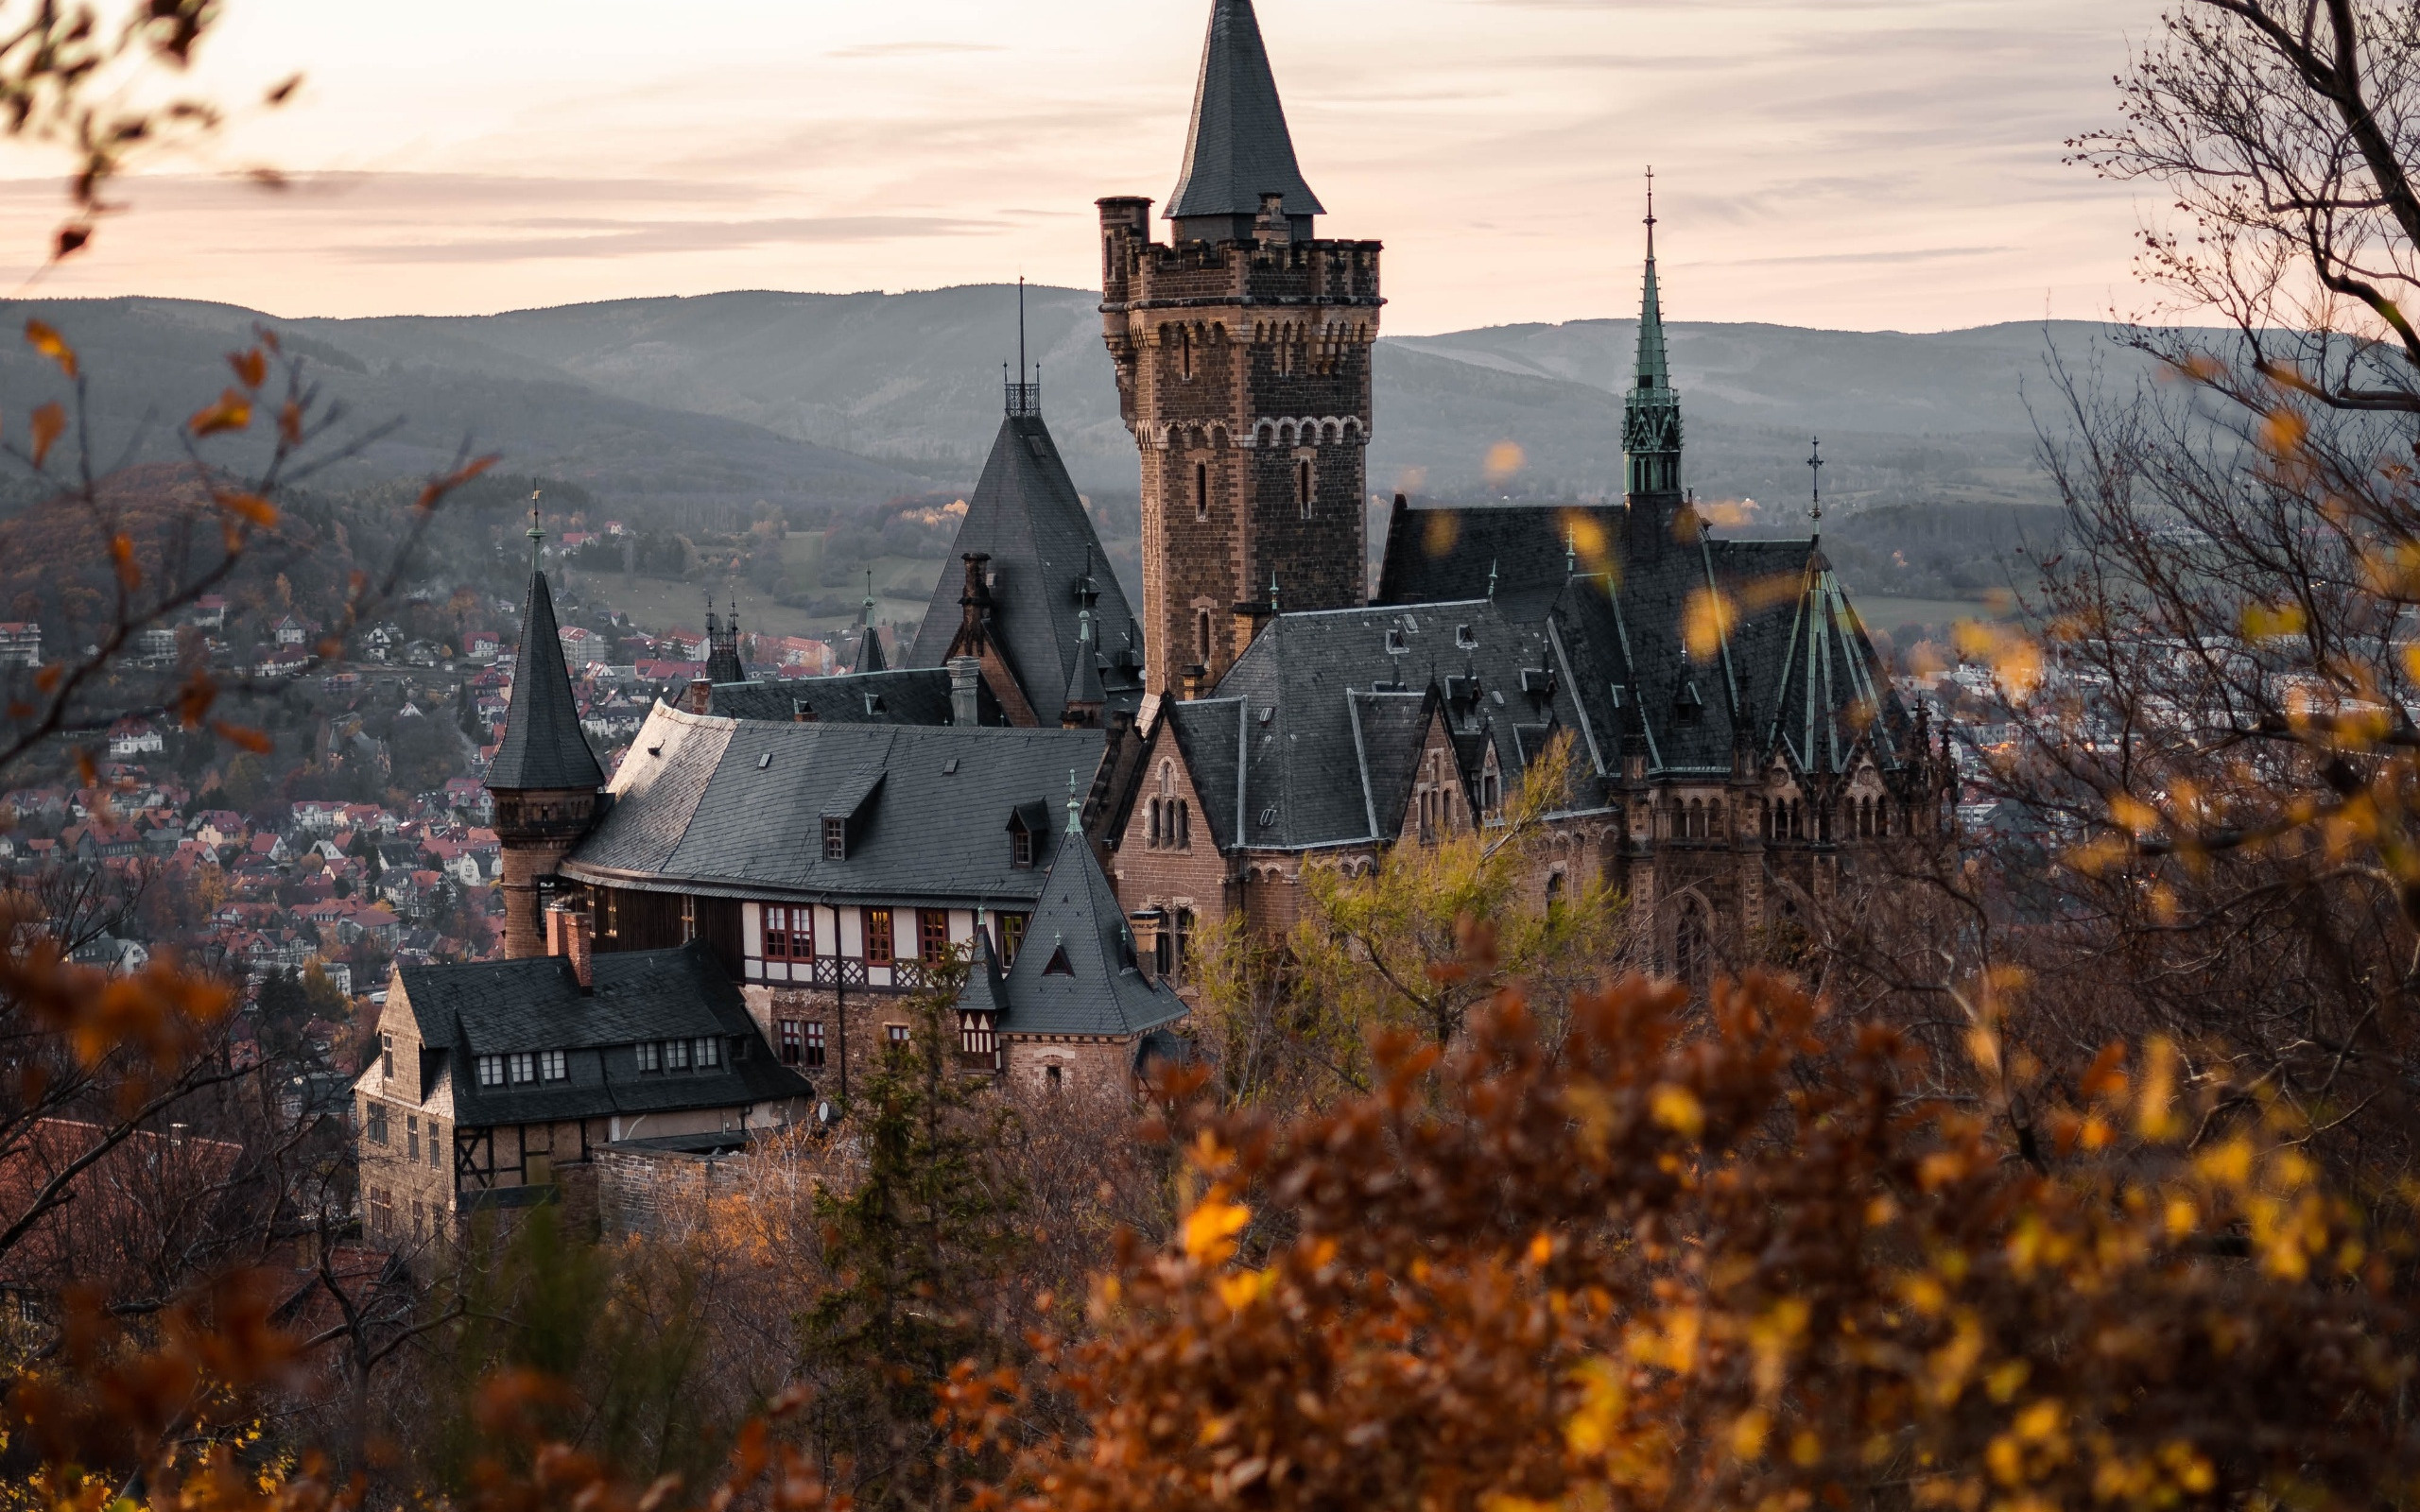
[
  {"left": 1167, "top": 0, "right": 1325, "bottom": 244},
  {"left": 1806, "top": 437, "right": 1825, "bottom": 538},
  {"left": 1622, "top": 166, "right": 1686, "bottom": 558},
  {"left": 854, "top": 570, "right": 888, "bottom": 675}
]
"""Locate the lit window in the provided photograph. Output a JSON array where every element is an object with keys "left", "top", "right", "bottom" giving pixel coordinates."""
[
  {"left": 999, "top": 913, "right": 1028, "bottom": 967},
  {"left": 919, "top": 909, "right": 951, "bottom": 964},
  {"left": 863, "top": 907, "right": 894, "bottom": 966}
]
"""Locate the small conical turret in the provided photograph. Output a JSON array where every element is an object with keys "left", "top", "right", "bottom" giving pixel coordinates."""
[
  {"left": 1167, "top": 0, "right": 1325, "bottom": 244},
  {"left": 854, "top": 571, "right": 889, "bottom": 674}
]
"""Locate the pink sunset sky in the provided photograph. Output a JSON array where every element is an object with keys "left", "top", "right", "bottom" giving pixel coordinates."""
[{"left": 0, "top": 0, "right": 2169, "bottom": 335}]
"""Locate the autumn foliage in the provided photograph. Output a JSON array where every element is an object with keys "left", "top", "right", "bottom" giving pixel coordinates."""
[{"left": 957, "top": 971, "right": 2415, "bottom": 1512}]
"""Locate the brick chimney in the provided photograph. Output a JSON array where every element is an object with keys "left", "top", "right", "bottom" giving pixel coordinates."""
[
  {"left": 544, "top": 896, "right": 596, "bottom": 992},
  {"left": 683, "top": 677, "right": 713, "bottom": 713}
]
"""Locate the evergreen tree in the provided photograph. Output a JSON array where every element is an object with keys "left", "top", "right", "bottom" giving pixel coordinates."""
[{"left": 799, "top": 980, "right": 1027, "bottom": 1508}]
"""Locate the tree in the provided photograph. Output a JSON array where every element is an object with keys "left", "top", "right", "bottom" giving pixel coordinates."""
[
  {"left": 959, "top": 970, "right": 2416, "bottom": 1512},
  {"left": 1196, "top": 730, "right": 1623, "bottom": 1108},
  {"left": 797, "top": 984, "right": 1028, "bottom": 1508}
]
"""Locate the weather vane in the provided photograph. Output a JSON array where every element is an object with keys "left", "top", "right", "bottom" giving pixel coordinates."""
[{"left": 1806, "top": 437, "right": 1824, "bottom": 529}]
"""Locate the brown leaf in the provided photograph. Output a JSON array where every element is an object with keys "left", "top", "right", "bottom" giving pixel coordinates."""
[
  {"left": 227, "top": 347, "right": 266, "bottom": 389},
  {"left": 278, "top": 400, "right": 302, "bottom": 445},
  {"left": 417, "top": 454, "right": 500, "bottom": 511},
  {"left": 52, "top": 223, "right": 91, "bottom": 260},
  {"left": 210, "top": 720, "right": 270, "bottom": 754},
  {"left": 29, "top": 402, "right": 64, "bottom": 467},
  {"left": 108, "top": 533, "right": 139, "bottom": 591}
]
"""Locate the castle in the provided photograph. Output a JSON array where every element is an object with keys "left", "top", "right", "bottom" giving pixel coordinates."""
[{"left": 351, "top": 0, "right": 1950, "bottom": 1244}]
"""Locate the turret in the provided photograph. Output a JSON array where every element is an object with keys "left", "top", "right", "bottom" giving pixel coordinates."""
[{"left": 486, "top": 513, "right": 605, "bottom": 959}]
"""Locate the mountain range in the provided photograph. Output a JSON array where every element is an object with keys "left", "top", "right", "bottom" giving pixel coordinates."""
[{"left": 0, "top": 285, "right": 2152, "bottom": 519}]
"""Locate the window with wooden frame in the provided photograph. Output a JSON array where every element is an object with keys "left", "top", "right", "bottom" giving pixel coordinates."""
[
  {"left": 822, "top": 816, "right": 847, "bottom": 860},
  {"left": 540, "top": 1049, "right": 567, "bottom": 1082},
  {"left": 428, "top": 1122, "right": 442, "bottom": 1169},
  {"left": 863, "top": 907, "right": 894, "bottom": 966},
  {"left": 635, "top": 1040, "right": 662, "bottom": 1074},
  {"left": 887, "top": 1023, "right": 911, "bottom": 1050},
  {"left": 778, "top": 1020, "right": 804, "bottom": 1066},
  {"left": 918, "top": 908, "right": 951, "bottom": 964},
  {"left": 1011, "top": 822, "right": 1035, "bottom": 868},
  {"left": 803, "top": 1020, "right": 825, "bottom": 1067},
  {"left": 763, "top": 903, "right": 813, "bottom": 960},
  {"left": 406, "top": 1115, "right": 419, "bottom": 1160},
  {"left": 695, "top": 1037, "right": 721, "bottom": 1069},
  {"left": 998, "top": 912, "right": 1028, "bottom": 967},
  {"left": 365, "top": 1101, "right": 388, "bottom": 1145},
  {"left": 475, "top": 1054, "right": 504, "bottom": 1088},
  {"left": 508, "top": 1052, "right": 535, "bottom": 1085}
]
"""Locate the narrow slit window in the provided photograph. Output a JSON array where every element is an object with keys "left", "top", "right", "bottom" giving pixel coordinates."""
[
  {"left": 1297, "top": 458, "right": 1313, "bottom": 518},
  {"left": 1194, "top": 461, "right": 1208, "bottom": 522}
]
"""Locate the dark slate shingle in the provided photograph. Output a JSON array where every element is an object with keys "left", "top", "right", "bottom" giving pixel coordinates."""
[
  {"left": 488, "top": 569, "right": 604, "bottom": 792},
  {"left": 1167, "top": 0, "right": 1325, "bottom": 223}
]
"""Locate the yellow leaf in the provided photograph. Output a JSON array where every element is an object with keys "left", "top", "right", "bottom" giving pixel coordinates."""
[
  {"left": 1650, "top": 1083, "right": 1704, "bottom": 1140},
  {"left": 2240, "top": 601, "right": 2307, "bottom": 641},
  {"left": 1181, "top": 1188, "right": 1250, "bottom": 1263},
  {"left": 2135, "top": 1036, "right": 2180, "bottom": 1143},
  {"left": 189, "top": 388, "right": 253, "bottom": 438},
  {"left": 1685, "top": 586, "right": 1738, "bottom": 661},
  {"left": 2261, "top": 406, "right": 2308, "bottom": 456},
  {"left": 1484, "top": 439, "right": 1526, "bottom": 485},
  {"left": 24, "top": 319, "right": 76, "bottom": 379},
  {"left": 29, "top": 402, "right": 64, "bottom": 468}
]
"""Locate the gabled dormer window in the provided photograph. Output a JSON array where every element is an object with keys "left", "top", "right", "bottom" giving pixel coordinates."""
[{"left": 1012, "top": 823, "right": 1034, "bottom": 868}]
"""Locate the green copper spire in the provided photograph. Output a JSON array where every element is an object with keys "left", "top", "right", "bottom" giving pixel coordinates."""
[{"left": 1622, "top": 168, "right": 1683, "bottom": 501}]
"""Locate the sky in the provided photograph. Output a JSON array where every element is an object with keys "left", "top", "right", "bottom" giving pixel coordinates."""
[{"left": 0, "top": 0, "right": 2171, "bottom": 335}]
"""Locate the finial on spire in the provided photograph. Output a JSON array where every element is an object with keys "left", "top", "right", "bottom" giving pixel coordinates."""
[
  {"left": 1065, "top": 766, "right": 1083, "bottom": 836},
  {"left": 526, "top": 490, "right": 545, "bottom": 571},
  {"left": 1269, "top": 569, "right": 1280, "bottom": 614},
  {"left": 1564, "top": 524, "right": 1578, "bottom": 577},
  {"left": 1806, "top": 437, "right": 1825, "bottom": 533},
  {"left": 1004, "top": 279, "right": 1043, "bottom": 417},
  {"left": 863, "top": 568, "right": 875, "bottom": 614},
  {"left": 1644, "top": 163, "right": 1656, "bottom": 251}
]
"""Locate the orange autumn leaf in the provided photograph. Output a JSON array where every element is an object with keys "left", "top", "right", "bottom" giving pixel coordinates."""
[
  {"left": 216, "top": 490, "right": 277, "bottom": 527},
  {"left": 25, "top": 319, "right": 77, "bottom": 379},
  {"left": 226, "top": 347, "right": 267, "bottom": 389},
  {"left": 211, "top": 721, "right": 270, "bottom": 754},
  {"left": 29, "top": 402, "right": 64, "bottom": 467},
  {"left": 187, "top": 388, "right": 252, "bottom": 437},
  {"left": 108, "top": 533, "right": 138, "bottom": 590}
]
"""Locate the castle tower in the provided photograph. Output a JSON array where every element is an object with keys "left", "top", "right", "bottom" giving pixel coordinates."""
[
  {"left": 1099, "top": 0, "right": 1382, "bottom": 696},
  {"left": 1622, "top": 177, "right": 1692, "bottom": 562},
  {"left": 703, "top": 599, "right": 744, "bottom": 685},
  {"left": 486, "top": 528, "right": 604, "bottom": 960}
]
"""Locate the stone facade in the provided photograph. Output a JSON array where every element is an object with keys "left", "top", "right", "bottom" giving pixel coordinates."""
[
  {"left": 493, "top": 786, "right": 601, "bottom": 959},
  {"left": 1098, "top": 197, "right": 1381, "bottom": 693}
]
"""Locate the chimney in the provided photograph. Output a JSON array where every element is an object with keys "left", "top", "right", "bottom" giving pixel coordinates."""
[
  {"left": 566, "top": 902, "right": 595, "bottom": 992},
  {"left": 684, "top": 676, "right": 713, "bottom": 713},
  {"left": 1254, "top": 192, "right": 1294, "bottom": 247},
  {"left": 947, "top": 656, "right": 983, "bottom": 726}
]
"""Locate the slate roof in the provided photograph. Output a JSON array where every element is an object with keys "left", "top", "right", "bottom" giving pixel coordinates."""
[
  {"left": 393, "top": 942, "right": 810, "bottom": 1127},
  {"left": 487, "top": 568, "right": 603, "bottom": 793},
  {"left": 561, "top": 703, "right": 1107, "bottom": 906},
  {"left": 907, "top": 413, "right": 1144, "bottom": 723},
  {"left": 998, "top": 814, "right": 1184, "bottom": 1039},
  {"left": 706, "top": 670, "right": 1004, "bottom": 727},
  {"left": 1374, "top": 498, "right": 1624, "bottom": 608},
  {"left": 1177, "top": 601, "right": 1583, "bottom": 851},
  {"left": 1167, "top": 0, "right": 1325, "bottom": 224}
]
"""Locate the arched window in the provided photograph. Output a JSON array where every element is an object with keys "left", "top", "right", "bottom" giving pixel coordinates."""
[
  {"left": 1297, "top": 458, "right": 1314, "bottom": 518},
  {"left": 1687, "top": 797, "right": 1705, "bottom": 839},
  {"left": 1180, "top": 325, "right": 1194, "bottom": 380},
  {"left": 1194, "top": 460, "right": 1208, "bottom": 522},
  {"left": 1709, "top": 799, "right": 1724, "bottom": 839},
  {"left": 1178, "top": 799, "right": 1191, "bottom": 850},
  {"left": 1546, "top": 870, "right": 1565, "bottom": 919},
  {"left": 1149, "top": 799, "right": 1162, "bottom": 848},
  {"left": 1196, "top": 610, "right": 1212, "bottom": 667}
]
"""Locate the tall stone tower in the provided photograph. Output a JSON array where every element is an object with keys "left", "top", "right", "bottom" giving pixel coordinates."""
[
  {"left": 1099, "top": 0, "right": 1382, "bottom": 696},
  {"left": 486, "top": 524, "right": 604, "bottom": 959}
]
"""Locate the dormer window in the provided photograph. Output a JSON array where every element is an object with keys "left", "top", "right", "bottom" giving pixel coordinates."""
[
  {"left": 476, "top": 1055, "right": 504, "bottom": 1088},
  {"left": 1012, "top": 824, "right": 1035, "bottom": 868},
  {"left": 822, "top": 816, "right": 847, "bottom": 860}
]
